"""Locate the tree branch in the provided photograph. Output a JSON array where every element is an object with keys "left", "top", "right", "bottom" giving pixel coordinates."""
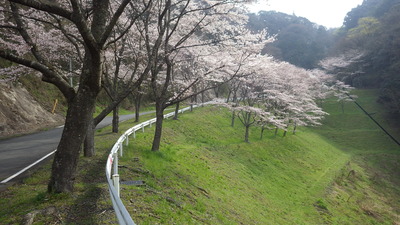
[
  {"left": 0, "top": 49, "right": 75, "bottom": 100},
  {"left": 99, "top": 0, "right": 131, "bottom": 46},
  {"left": 8, "top": 0, "right": 73, "bottom": 21}
]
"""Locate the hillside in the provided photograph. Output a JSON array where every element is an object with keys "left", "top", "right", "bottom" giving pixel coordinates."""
[
  {"left": 332, "top": 0, "right": 400, "bottom": 114},
  {"left": 0, "top": 89, "right": 399, "bottom": 224}
]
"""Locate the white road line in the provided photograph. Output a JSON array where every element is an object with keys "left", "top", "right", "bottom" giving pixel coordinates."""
[{"left": 1, "top": 149, "right": 57, "bottom": 184}]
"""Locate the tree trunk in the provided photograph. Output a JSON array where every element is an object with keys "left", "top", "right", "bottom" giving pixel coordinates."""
[
  {"left": 173, "top": 102, "right": 180, "bottom": 120},
  {"left": 226, "top": 90, "right": 232, "bottom": 103},
  {"left": 341, "top": 101, "right": 345, "bottom": 113},
  {"left": 244, "top": 125, "right": 250, "bottom": 143},
  {"left": 214, "top": 87, "right": 219, "bottom": 98},
  {"left": 293, "top": 124, "right": 297, "bottom": 135},
  {"left": 134, "top": 94, "right": 141, "bottom": 122},
  {"left": 260, "top": 126, "right": 265, "bottom": 140},
  {"left": 201, "top": 91, "right": 205, "bottom": 105},
  {"left": 112, "top": 106, "right": 119, "bottom": 133},
  {"left": 151, "top": 103, "right": 164, "bottom": 151},
  {"left": 275, "top": 127, "right": 278, "bottom": 136},
  {"left": 231, "top": 110, "right": 235, "bottom": 127},
  {"left": 232, "top": 92, "right": 237, "bottom": 103},
  {"left": 83, "top": 119, "right": 95, "bottom": 157},
  {"left": 48, "top": 89, "right": 97, "bottom": 193}
]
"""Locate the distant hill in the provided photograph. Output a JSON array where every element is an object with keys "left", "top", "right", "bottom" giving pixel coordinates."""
[{"left": 247, "top": 11, "right": 334, "bottom": 69}]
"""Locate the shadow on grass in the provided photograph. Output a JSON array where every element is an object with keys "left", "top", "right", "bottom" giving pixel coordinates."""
[{"left": 66, "top": 149, "right": 116, "bottom": 224}]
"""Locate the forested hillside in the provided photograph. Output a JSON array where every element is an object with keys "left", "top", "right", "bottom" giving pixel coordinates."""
[
  {"left": 247, "top": 11, "right": 334, "bottom": 69},
  {"left": 328, "top": 0, "right": 400, "bottom": 114}
]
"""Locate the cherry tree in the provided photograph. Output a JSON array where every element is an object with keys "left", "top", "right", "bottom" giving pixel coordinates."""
[
  {"left": 84, "top": 30, "right": 151, "bottom": 157},
  {"left": 319, "top": 49, "right": 365, "bottom": 85},
  {"left": 319, "top": 52, "right": 360, "bottom": 113},
  {"left": 223, "top": 56, "right": 330, "bottom": 140},
  {"left": 132, "top": 0, "right": 267, "bottom": 151},
  {"left": 331, "top": 80, "right": 357, "bottom": 113},
  {"left": 261, "top": 62, "right": 329, "bottom": 136},
  {"left": 0, "top": 0, "right": 143, "bottom": 193}
]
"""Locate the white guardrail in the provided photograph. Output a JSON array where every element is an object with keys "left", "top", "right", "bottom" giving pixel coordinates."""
[{"left": 106, "top": 104, "right": 203, "bottom": 225}]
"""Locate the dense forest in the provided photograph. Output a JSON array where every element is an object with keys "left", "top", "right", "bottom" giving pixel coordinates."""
[
  {"left": 337, "top": 0, "right": 400, "bottom": 114},
  {"left": 248, "top": 0, "right": 400, "bottom": 115},
  {"left": 247, "top": 11, "right": 333, "bottom": 69}
]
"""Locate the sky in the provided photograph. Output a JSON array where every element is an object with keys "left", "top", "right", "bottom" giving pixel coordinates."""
[{"left": 247, "top": 0, "right": 364, "bottom": 28}]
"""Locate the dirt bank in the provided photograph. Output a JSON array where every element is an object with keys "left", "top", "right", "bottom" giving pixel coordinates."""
[{"left": 0, "top": 82, "right": 64, "bottom": 139}]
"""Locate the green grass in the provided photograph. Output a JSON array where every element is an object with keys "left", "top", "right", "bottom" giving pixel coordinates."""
[
  {"left": 0, "top": 89, "right": 399, "bottom": 224},
  {"left": 116, "top": 90, "right": 399, "bottom": 224},
  {"left": 94, "top": 105, "right": 136, "bottom": 117}
]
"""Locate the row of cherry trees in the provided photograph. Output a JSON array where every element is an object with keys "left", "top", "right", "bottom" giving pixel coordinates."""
[
  {"left": 216, "top": 55, "right": 356, "bottom": 142},
  {"left": 0, "top": 0, "right": 266, "bottom": 193},
  {"left": 0, "top": 0, "right": 354, "bottom": 193}
]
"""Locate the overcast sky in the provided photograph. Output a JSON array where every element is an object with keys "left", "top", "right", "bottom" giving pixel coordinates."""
[{"left": 247, "top": 0, "right": 364, "bottom": 28}]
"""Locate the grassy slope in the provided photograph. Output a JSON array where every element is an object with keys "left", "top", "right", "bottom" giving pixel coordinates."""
[
  {"left": 118, "top": 89, "right": 400, "bottom": 224},
  {"left": 313, "top": 89, "right": 400, "bottom": 224},
  {"left": 0, "top": 89, "right": 399, "bottom": 224}
]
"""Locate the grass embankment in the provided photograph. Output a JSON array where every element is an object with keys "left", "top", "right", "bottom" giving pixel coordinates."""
[
  {"left": 117, "top": 90, "right": 399, "bottom": 224},
  {"left": 0, "top": 89, "right": 399, "bottom": 224}
]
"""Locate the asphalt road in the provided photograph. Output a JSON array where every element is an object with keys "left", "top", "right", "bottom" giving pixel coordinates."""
[{"left": 0, "top": 111, "right": 155, "bottom": 186}]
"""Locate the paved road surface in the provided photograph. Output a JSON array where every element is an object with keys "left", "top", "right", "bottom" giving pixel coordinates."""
[{"left": 0, "top": 111, "right": 155, "bottom": 186}]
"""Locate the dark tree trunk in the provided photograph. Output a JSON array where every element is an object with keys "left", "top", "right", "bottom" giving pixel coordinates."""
[
  {"left": 173, "top": 102, "right": 180, "bottom": 120},
  {"left": 112, "top": 106, "right": 119, "bottom": 133},
  {"left": 84, "top": 119, "right": 95, "bottom": 157},
  {"left": 341, "top": 101, "right": 345, "bottom": 113},
  {"left": 260, "top": 126, "right": 265, "bottom": 140},
  {"left": 226, "top": 90, "right": 232, "bottom": 103},
  {"left": 232, "top": 92, "right": 237, "bottom": 103},
  {"left": 190, "top": 95, "right": 195, "bottom": 112},
  {"left": 293, "top": 124, "right": 297, "bottom": 135},
  {"left": 231, "top": 110, "right": 235, "bottom": 127},
  {"left": 214, "top": 87, "right": 219, "bottom": 98},
  {"left": 244, "top": 125, "right": 250, "bottom": 143},
  {"left": 275, "top": 127, "right": 278, "bottom": 136},
  {"left": 151, "top": 103, "right": 164, "bottom": 151},
  {"left": 48, "top": 88, "right": 98, "bottom": 193},
  {"left": 283, "top": 129, "right": 287, "bottom": 137},
  {"left": 134, "top": 94, "right": 141, "bottom": 122}
]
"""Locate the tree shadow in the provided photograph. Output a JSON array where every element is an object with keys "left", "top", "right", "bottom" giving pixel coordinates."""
[{"left": 66, "top": 150, "right": 117, "bottom": 224}]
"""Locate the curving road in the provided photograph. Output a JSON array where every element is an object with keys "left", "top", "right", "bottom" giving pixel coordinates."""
[{"left": 0, "top": 111, "right": 155, "bottom": 186}]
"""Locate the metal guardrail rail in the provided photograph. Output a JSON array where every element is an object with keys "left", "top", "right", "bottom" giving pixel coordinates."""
[{"left": 105, "top": 104, "right": 202, "bottom": 224}]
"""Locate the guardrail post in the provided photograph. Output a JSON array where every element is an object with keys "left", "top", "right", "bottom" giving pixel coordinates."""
[
  {"left": 149, "top": 122, "right": 152, "bottom": 128},
  {"left": 113, "top": 153, "right": 118, "bottom": 175},
  {"left": 112, "top": 174, "right": 120, "bottom": 197},
  {"left": 125, "top": 136, "right": 129, "bottom": 146},
  {"left": 142, "top": 124, "right": 144, "bottom": 133},
  {"left": 119, "top": 142, "right": 123, "bottom": 157},
  {"left": 133, "top": 130, "right": 136, "bottom": 139}
]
